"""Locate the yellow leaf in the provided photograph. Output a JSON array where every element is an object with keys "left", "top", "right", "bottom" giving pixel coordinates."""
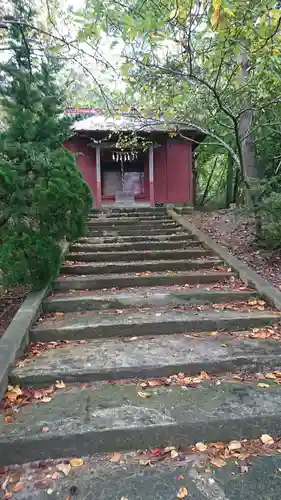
[
  {"left": 171, "top": 449, "right": 179, "bottom": 459},
  {"left": 210, "top": 331, "right": 218, "bottom": 336},
  {"left": 228, "top": 440, "right": 242, "bottom": 451},
  {"left": 264, "top": 373, "right": 277, "bottom": 380},
  {"left": 195, "top": 442, "right": 207, "bottom": 452},
  {"left": 257, "top": 383, "right": 270, "bottom": 388},
  {"left": 55, "top": 312, "right": 65, "bottom": 317},
  {"left": 177, "top": 486, "right": 188, "bottom": 498},
  {"left": 248, "top": 300, "right": 258, "bottom": 306},
  {"left": 164, "top": 446, "right": 176, "bottom": 453},
  {"left": 220, "top": 344, "right": 227, "bottom": 348},
  {"left": 70, "top": 458, "right": 84, "bottom": 467},
  {"left": 273, "top": 48, "right": 280, "bottom": 56},
  {"left": 55, "top": 380, "right": 66, "bottom": 389},
  {"left": 258, "top": 300, "right": 266, "bottom": 306},
  {"left": 137, "top": 390, "right": 152, "bottom": 398},
  {"left": 40, "top": 396, "right": 52, "bottom": 403},
  {"left": 110, "top": 453, "right": 121, "bottom": 462},
  {"left": 260, "top": 434, "right": 274, "bottom": 445}
]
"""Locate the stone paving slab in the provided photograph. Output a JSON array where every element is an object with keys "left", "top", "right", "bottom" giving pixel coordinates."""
[
  {"left": 87, "top": 228, "right": 184, "bottom": 237},
  {"left": 31, "top": 309, "right": 280, "bottom": 341},
  {"left": 2, "top": 382, "right": 281, "bottom": 465},
  {"left": 67, "top": 248, "right": 214, "bottom": 262},
  {"left": 54, "top": 270, "right": 235, "bottom": 291},
  {"left": 10, "top": 455, "right": 281, "bottom": 500},
  {"left": 11, "top": 335, "right": 281, "bottom": 385},
  {"left": 61, "top": 258, "right": 223, "bottom": 275},
  {"left": 43, "top": 288, "right": 259, "bottom": 313}
]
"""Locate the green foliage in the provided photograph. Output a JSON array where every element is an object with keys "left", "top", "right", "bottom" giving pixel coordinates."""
[{"left": 0, "top": 0, "right": 91, "bottom": 289}]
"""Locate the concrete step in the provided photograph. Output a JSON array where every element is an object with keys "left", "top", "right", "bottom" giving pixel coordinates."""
[
  {"left": 78, "top": 233, "right": 196, "bottom": 244},
  {"left": 31, "top": 309, "right": 279, "bottom": 342},
  {"left": 2, "top": 381, "right": 281, "bottom": 465},
  {"left": 87, "top": 218, "right": 174, "bottom": 227},
  {"left": 11, "top": 335, "right": 280, "bottom": 386},
  {"left": 43, "top": 288, "right": 259, "bottom": 313},
  {"left": 5, "top": 454, "right": 281, "bottom": 500},
  {"left": 54, "top": 270, "right": 236, "bottom": 291},
  {"left": 61, "top": 259, "right": 223, "bottom": 276},
  {"left": 67, "top": 249, "right": 214, "bottom": 262},
  {"left": 70, "top": 240, "right": 201, "bottom": 252},
  {"left": 102, "top": 207, "right": 167, "bottom": 214},
  {"left": 88, "top": 216, "right": 171, "bottom": 223},
  {"left": 87, "top": 227, "right": 183, "bottom": 237}
]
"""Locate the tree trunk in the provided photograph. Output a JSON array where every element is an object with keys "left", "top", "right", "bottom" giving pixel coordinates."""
[{"left": 226, "top": 154, "right": 233, "bottom": 208}]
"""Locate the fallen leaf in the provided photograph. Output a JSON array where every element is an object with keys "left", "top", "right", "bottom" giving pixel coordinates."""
[
  {"left": 260, "top": 434, "right": 274, "bottom": 445},
  {"left": 69, "top": 458, "right": 84, "bottom": 468},
  {"left": 177, "top": 486, "right": 188, "bottom": 498},
  {"left": 257, "top": 383, "right": 270, "bottom": 388},
  {"left": 6, "top": 391, "right": 19, "bottom": 402},
  {"left": 274, "top": 371, "right": 281, "bottom": 378},
  {"left": 195, "top": 442, "right": 207, "bottom": 452},
  {"left": 177, "top": 475, "right": 184, "bottom": 480},
  {"left": 121, "top": 497, "right": 128, "bottom": 500},
  {"left": 47, "top": 488, "right": 53, "bottom": 495},
  {"left": 128, "top": 337, "right": 138, "bottom": 341},
  {"left": 163, "top": 446, "right": 176, "bottom": 453},
  {"left": 56, "top": 463, "right": 71, "bottom": 476},
  {"left": 51, "top": 472, "right": 61, "bottom": 480},
  {"left": 40, "top": 396, "right": 52, "bottom": 403},
  {"left": 147, "top": 380, "right": 162, "bottom": 387},
  {"left": 220, "top": 344, "right": 227, "bottom": 348},
  {"left": 171, "top": 449, "right": 179, "bottom": 459},
  {"left": 248, "top": 300, "right": 258, "bottom": 306},
  {"left": 228, "top": 440, "right": 242, "bottom": 451},
  {"left": 257, "top": 306, "right": 265, "bottom": 311},
  {"left": 139, "top": 459, "right": 152, "bottom": 466},
  {"left": 55, "top": 312, "right": 65, "bottom": 317},
  {"left": 41, "top": 427, "right": 49, "bottom": 433},
  {"left": 110, "top": 453, "right": 121, "bottom": 463},
  {"left": 55, "top": 380, "right": 66, "bottom": 389},
  {"left": 210, "top": 457, "right": 227, "bottom": 468},
  {"left": 264, "top": 373, "right": 277, "bottom": 380},
  {"left": 12, "top": 482, "right": 24, "bottom": 493},
  {"left": 3, "top": 493, "right": 13, "bottom": 499},
  {"left": 210, "top": 331, "right": 218, "bottom": 336},
  {"left": 4, "top": 416, "right": 14, "bottom": 424},
  {"left": 137, "top": 390, "right": 152, "bottom": 398},
  {"left": 258, "top": 300, "right": 266, "bottom": 306},
  {"left": 151, "top": 448, "right": 163, "bottom": 457}
]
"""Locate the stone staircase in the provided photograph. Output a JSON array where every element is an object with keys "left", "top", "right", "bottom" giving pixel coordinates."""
[{"left": 1, "top": 207, "right": 281, "bottom": 466}]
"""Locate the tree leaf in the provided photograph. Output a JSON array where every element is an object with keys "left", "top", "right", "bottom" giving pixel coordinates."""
[
  {"left": 110, "top": 453, "right": 121, "bottom": 462},
  {"left": 195, "top": 442, "right": 207, "bottom": 452}
]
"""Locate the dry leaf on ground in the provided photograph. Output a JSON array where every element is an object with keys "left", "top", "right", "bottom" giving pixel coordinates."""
[
  {"left": 55, "top": 380, "right": 66, "bottom": 389},
  {"left": 257, "top": 383, "right": 270, "bottom": 388},
  {"left": 137, "top": 390, "right": 152, "bottom": 398},
  {"left": 12, "top": 482, "right": 24, "bottom": 493},
  {"left": 177, "top": 486, "right": 188, "bottom": 498},
  {"left": 56, "top": 463, "right": 71, "bottom": 476},
  {"left": 69, "top": 458, "right": 84, "bottom": 468},
  {"left": 260, "top": 434, "right": 274, "bottom": 445},
  {"left": 195, "top": 442, "right": 207, "bottom": 452},
  {"left": 228, "top": 440, "right": 242, "bottom": 451},
  {"left": 171, "top": 450, "right": 179, "bottom": 459},
  {"left": 110, "top": 453, "right": 121, "bottom": 463}
]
